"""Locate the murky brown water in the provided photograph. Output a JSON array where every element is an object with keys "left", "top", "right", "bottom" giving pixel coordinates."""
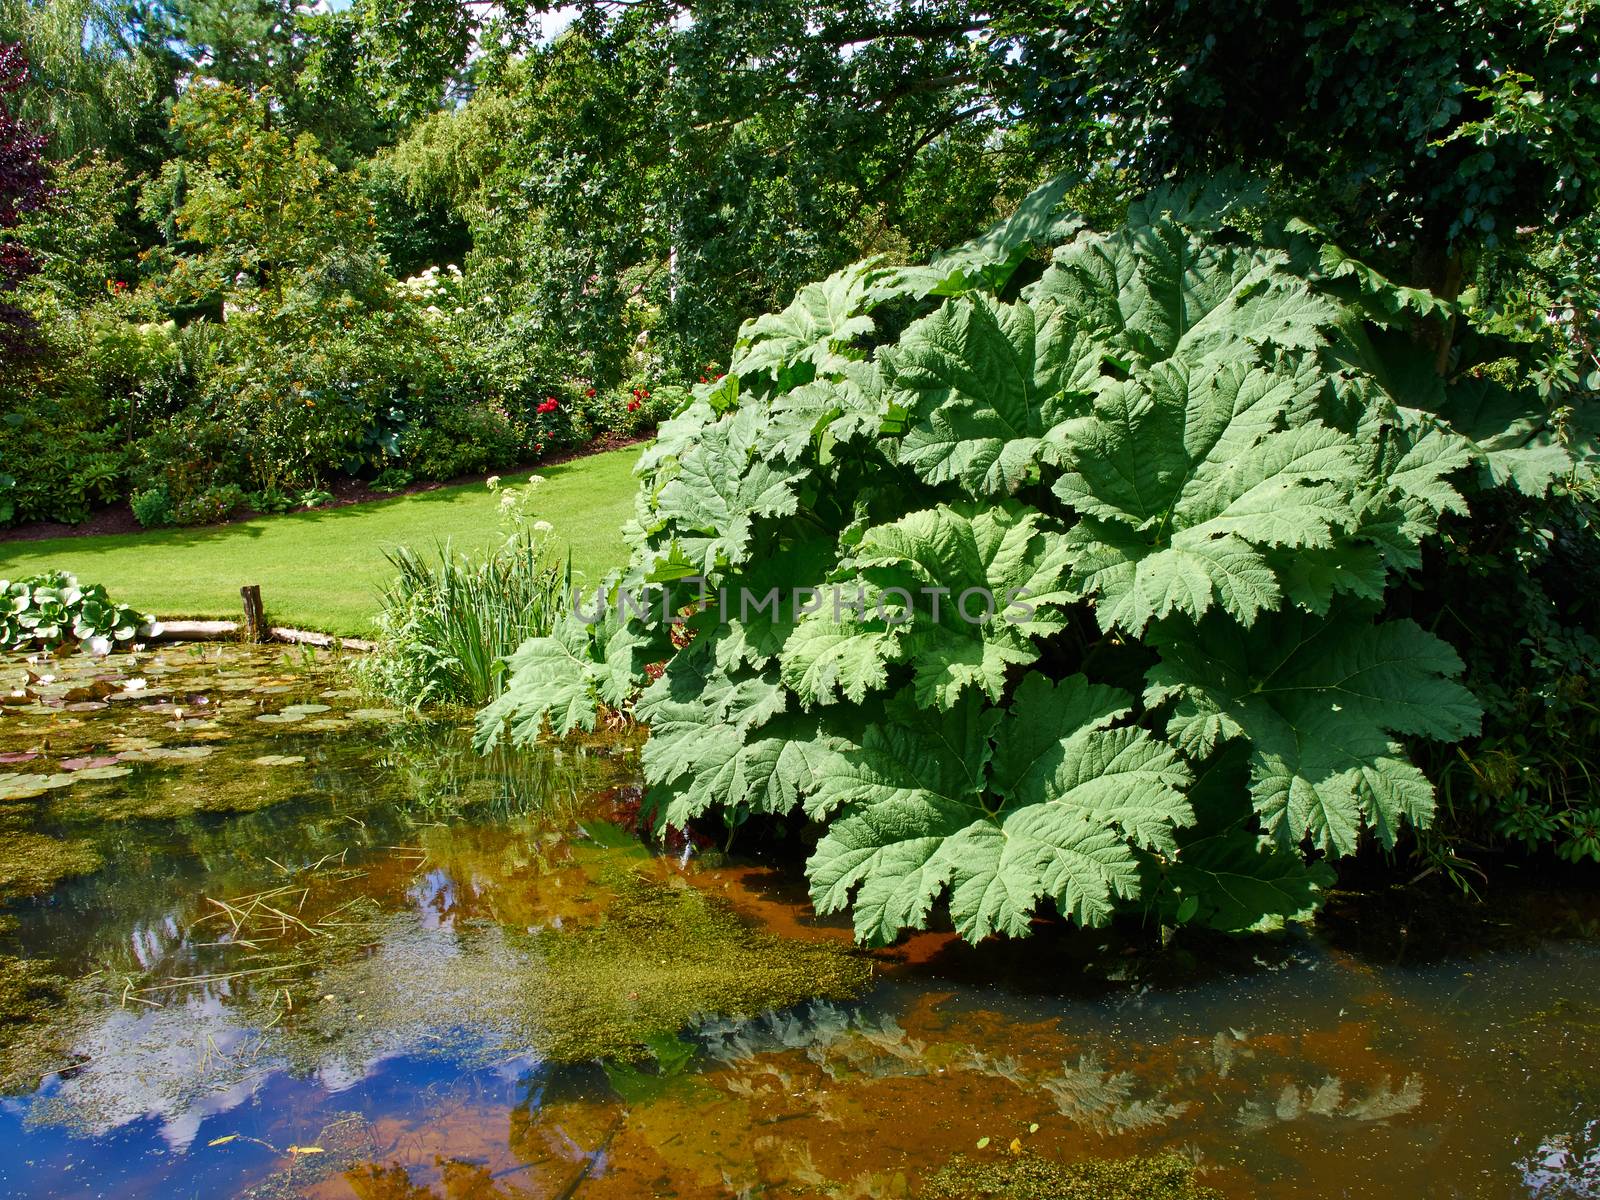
[{"left": 2, "top": 644, "right": 1599, "bottom": 1199}]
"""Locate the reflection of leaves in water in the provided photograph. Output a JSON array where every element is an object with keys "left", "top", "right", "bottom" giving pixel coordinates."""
[
  {"left": 694, "top": 1000, "right": 859, "bottom": 1065},
  {"left": 963, "top": 1048, "right": 1032, "bottom": 1087},
  {"left": 1237, "top": 1073, "right": 1418, "bottom": 1130},
  {"left": 1041, "top": 1052, "right": 1188, "bottom": 1135},
  {"left": 1210, "top": 1028, "right": 1256, "bottom": 1079},
  {"left": 801, "top": 1012, "right": 926, "bottom": 1080},
  {"left": 759, "top": 1139, "right": 909, "bottom": 1200},
  {"left": 1345, "top": 1074, "right": 1423, "bottom": 1121},
  {"left": 1302, "top": 1076, "right": 1344, "bottom": 1116}
]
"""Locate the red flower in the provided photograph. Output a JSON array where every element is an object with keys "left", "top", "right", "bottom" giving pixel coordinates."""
[
  {"left": 699, "top": 376, "right": 707, "bottom": 383},
  {"left": 627, "top": 398, "right": 641, "bottom": 412},
  {"left": 585, "top": 387, "right": 596, "bottom": 397},
  {"left": 640, "top": 388, "right": 649, "bottom": 397},
  {"left": 537, "top": 397, "right": 559, "bottom": 414}
]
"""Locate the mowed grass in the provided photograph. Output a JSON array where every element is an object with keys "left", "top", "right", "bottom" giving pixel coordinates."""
[{"left": 0, "top": 447, "right": 642, "bottom": 636}]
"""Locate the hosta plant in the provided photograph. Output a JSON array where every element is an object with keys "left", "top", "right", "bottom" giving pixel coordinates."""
[
  {"left": 0, "top": 572, "right": 159, "bottom": 653},
  {"left": 481, "top": 177, "right": 1590, "bottom": 944}
]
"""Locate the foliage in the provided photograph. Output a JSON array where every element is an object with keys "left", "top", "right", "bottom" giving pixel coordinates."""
[
  {"left": 0, "top": 41, "right": 50, "bottom": 358},
  {"left": 0, "top": 570, "right": 155, "bottom": 652},
  {"left": 128, "top": 484, "right": 173, "bottom": 529},
  {"left": 1418, "top": 479, "right": 1600, "bottom": 866},
  {"left": 1004, "top": 0, "right": 1600, "bottom": 284},
  {"left": 361, "top": 475, "right": 570, "bottom": 707},
  {"left": 383, "top": 6, "right": 1045, "bottom": 389},
  {"left": 482, "top": 176, "right": 1597, "bottom": 943}
]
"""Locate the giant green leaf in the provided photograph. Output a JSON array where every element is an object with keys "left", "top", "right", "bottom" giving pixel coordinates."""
[
  {"left": 731, "top": 258, "right": 909, "bottom": 384},
  {"left": 1053, "top": 359, "right": 1364, "bottom": 632},
  {"left": 1146, "top": 607, "right": 1482, "bottom": 855},
  {"left": 889, "top": 295, "right": 1104, "bottom": 495},
  {"left": 807, "top": 682, "right": 1191, "bottom": 944},
  {"left": 651, "top": 406, "right": 810, "bottom": 574},
  {"left": 1028, "top": 219, "right": 1341, "bottom": 368},
  {"left": 782, "top": 502, "right": 1074, "bottom": 709}
]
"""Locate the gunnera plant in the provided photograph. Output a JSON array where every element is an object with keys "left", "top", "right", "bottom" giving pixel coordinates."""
[{"left": 478, "top": 175, "right": 1594, "bottom": 944}]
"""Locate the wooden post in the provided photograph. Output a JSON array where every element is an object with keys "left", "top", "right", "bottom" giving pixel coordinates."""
[{"left": 240, "top": 585, "right": 265, "bottom": 643}]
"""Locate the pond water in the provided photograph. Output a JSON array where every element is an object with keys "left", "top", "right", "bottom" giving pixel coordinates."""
[{"left": 2, "top": 644, "right": 1599, "bottom": 1199}]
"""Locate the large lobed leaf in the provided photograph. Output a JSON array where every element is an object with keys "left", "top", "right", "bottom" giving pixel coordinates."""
[
  {"left": 781, "top": 502, "right": 1074, "bottom": 710},
  {"left": 1146, "top": 607, "right": 1481, "bottom": 855},
  {"left": 807, "top": 679, "right": 1192, "bottom": 944}
]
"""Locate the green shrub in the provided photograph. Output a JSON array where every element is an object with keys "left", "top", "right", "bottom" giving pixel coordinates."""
[
  {"left": 243, "top": 486, "right": 296, "bottom": 516},
  {"left": 1420, "top": 480, "right": 1600, "bottom": 868},
  {"left": 172, "top": 483, "right": 246, "bottom": 527},
  {"left": 129, "top": 486, "right": 174, "bottom": 529},
  {"left": 0, "top": 350, "right": 128, "bottom": 525},
  {"left": 0, "top": 572, "right": 157, "bottom": 653},
  {"left": 395, "top": 400, "right": 523, "bottom": 480},
  {"left": 371, "top": 467, "right": 414, "bottom": 493},
  {"left": 129, "top": 413, "right": 248, "bottom": 521},
  {"left": 481, "top": 177, "right": 1596, "bottom": 944}
]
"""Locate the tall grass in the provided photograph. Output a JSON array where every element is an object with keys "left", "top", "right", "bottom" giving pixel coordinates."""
[{"left": 362, "top": 532, "right": 570, "bottom": 708}]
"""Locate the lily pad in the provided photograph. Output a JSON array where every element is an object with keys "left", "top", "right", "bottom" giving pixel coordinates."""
[
  {"left": 116, "top": 745, "right": 216, "bottom": 763},
  {"left": 74, "top": 765, "right": 134, "bottom": 782},
  {"left": 60, "top": 756, "right": 120, "bottom": 772},
  {"left": 252, "top": 755, "right": 308, "bottom": 767},
  {"left": 256, "top": 712, "right": 306, "bottom": 724},
  {"left": 0, "top": 774, "right": 56, "bottom": 801},
  {"left": 282, "top": 703, "right": 332, "bottom": 715},
  {"left": 107, "top": 737, "right": 162, "bottom": 752},
  {"left": 348, "top": 708, "right": 404, "bottom": 724}
]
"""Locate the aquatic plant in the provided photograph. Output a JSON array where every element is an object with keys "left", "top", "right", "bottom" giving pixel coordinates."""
[
  {"left": 0, "top": 830, "right": 102, "bottom": 900},
  {"left": 0, "top": 572, "right": 156, "bottom": 653},
  {"left": 363, "top": 477, "right": 571, "bottom": 708},
  {"left": 923, "top": 1151, "right": 1222, "bottom": 1200},
  {"left": 483, "top": 174, "right": 1590, "bottom": 945}
]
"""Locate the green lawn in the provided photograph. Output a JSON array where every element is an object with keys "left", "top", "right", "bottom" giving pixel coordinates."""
[{"left": 0, "top": 447, "right": 642, "bottom": 636}]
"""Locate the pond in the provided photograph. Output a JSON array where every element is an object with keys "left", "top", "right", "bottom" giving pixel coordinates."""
[{"left": 1, "top": 644, "right": 1598, "bottom": 1199}]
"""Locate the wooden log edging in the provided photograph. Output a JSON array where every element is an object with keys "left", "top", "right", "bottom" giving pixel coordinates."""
[
  {"left": 146, "top": 619, "right": 376, "bottom": 653},
  {"left": 139, "top": 584, "right": 376, "bottom": 653}
]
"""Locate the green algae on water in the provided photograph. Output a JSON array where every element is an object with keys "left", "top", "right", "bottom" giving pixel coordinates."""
[
  {"left": 0, "top": 955, "right": 78, "bottom": 1094},
  {"left": 249, "top": 864, "right": 874, "bottom": 1070},
  {"left": 0, "top": 830, "right": 104, "bottom": 899},
  {"left": 528, "top": 867, "right": 874, "bottom": 1062},
  {"left": 47, "top": 756, "right": 308, "bottom": 821},
  {"left": 923, "top": 1151, "right": 1222, "bottom": 1200}
]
